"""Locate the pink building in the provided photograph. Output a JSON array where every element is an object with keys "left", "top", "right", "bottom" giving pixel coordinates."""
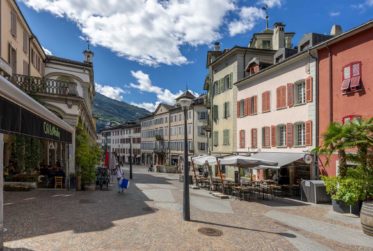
[{"left": 235, "top": 49, "right": 318, "bottom": 184}]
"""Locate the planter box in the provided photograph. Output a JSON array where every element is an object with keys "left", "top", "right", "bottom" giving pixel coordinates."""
[
  {"left": 332, "top": 199, "right": 362, "bottom": 215},
  {"left": 4, "top": 182, "right": 36, "bottom": 191}
]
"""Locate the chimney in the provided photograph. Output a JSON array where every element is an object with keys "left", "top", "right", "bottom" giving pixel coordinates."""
[
  {"left": 330, "top": 24, "right": 343, "bottom": 36},
  {"left": 214, "top": 42, "right": 221, "bottom": 51},
  {"left": 272, "top": 22, "right": 285, "bottom": 50}
]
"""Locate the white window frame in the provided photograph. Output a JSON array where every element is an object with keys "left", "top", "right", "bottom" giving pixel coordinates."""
[
  {"left": 277, "top": 124, "right": 286, "bottom": 147},
  {"left": 294, "top": 122, "right": 305, "bottom": 146},
  {"left": 294, "top": 80, "right": 306, "bottom": 105}
]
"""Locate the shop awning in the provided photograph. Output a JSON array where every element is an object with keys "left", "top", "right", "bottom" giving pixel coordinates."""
[
  {"left": 251, "top": 152, "right": 305, "bottom": 169},
  {"left": 218, "top": 155, "right": 278, "bottom": 168},
  {"left": 192, "top": 155, "right": 217, "bottom": 165},
  {"left": 0, "top": 76, "right": 74, "bottom": 143}
]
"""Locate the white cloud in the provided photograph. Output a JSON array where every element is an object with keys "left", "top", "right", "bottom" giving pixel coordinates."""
[
  {"left": 352, "top": 0, "right": 373, "bottom": 9},
  {"left": 228, "top": 7, "right": 265, "bottom": 36},
  {"left": 258, "top": 0, "right": 282, "bottom": 8},
  {"left": 130, "top": 102, "right": 160, "bottom": 112},
  {"left": 21, "top": 0, "right": 235, "bottom": 66},
  {"left": 95, "top": 83, "right": 126, "bottom": 101},
  {"left": 42, "top": 46, "right": 52, "bottom": 55},
  {"left": 129, "top": 70, "right": 198, "bottom": 112},
  {"left": 329, "top": 11, "right": 340, "bottom": 17}
]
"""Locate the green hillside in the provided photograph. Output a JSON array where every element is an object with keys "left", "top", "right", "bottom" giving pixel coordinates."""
[{"left": 93, "top": 93, "right": 150, "bottom": 131}]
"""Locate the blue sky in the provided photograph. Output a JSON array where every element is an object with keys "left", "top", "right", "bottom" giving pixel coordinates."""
[{"left": 18, "top": 0, "right": 373, "bottom": 111}]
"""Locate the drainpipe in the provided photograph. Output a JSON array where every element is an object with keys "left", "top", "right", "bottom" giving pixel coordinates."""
[
  {"left": 243, "top": 50, "right": 248, "bottom": 79},
  {"left": 0, "top": 0, "right": 2, "bottom": 57},
  {"left": 308, "top": 49, "right": 319, "bottom": 179}
]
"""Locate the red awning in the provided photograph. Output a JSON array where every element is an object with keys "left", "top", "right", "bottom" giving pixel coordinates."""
[
  {"left": 341, "top": 79, "right": 351, "bottom": 90},
  {"left": 350, "top": 76, "right": 361, "bottom": 89}
]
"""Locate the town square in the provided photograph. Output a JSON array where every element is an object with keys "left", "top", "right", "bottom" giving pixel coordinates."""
[{"left": 1, "top": 0, "right": 373, "bottom": 250}]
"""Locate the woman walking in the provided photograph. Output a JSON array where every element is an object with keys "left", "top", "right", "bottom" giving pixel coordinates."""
[{"left": 116, "top": 166, "right": 124, "bottom": 193}]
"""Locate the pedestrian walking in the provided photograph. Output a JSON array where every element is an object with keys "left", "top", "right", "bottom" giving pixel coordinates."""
[{"left": 116, "top": 166, "right": 124, "bottom": 193}]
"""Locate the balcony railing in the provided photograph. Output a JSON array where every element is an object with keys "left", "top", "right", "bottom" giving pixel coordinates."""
[{"left": 11, "top": 74, "right": 78, "bottom": 97}]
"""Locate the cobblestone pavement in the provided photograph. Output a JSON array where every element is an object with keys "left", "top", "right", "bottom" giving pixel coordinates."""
[{"left": 4, "top": 166, "right": 373, "bottom": 251}]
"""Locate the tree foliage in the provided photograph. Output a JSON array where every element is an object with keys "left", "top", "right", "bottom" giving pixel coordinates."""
[
  {"left": 317, "top": 118, "right": 373, "bottom": 204},
  {"left": 76, "top": 122, "right": 101, "bottom": 186}
]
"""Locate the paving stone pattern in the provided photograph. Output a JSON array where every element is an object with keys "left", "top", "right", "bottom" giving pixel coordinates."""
[{"left": 4, "top": 166, "right": 373, "bottom": 251}]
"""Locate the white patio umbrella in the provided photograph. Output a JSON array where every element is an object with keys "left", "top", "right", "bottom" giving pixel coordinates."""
[
  {"left": 218, "top": 155, "right": 278, "bottom": 168},
  {"left": 192, "top": 155, "right": 218, "bottom": 166}
]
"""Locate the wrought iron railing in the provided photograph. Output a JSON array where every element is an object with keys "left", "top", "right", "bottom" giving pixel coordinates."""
[{"left": 11, "top": 74, "right": 78, "bottom": 96}]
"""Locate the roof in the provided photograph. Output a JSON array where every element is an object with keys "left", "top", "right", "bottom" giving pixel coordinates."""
[
  {"left": 99, "top": 121, "right": 140, "bottom": 132},
  {"left": 175, "top": 90, "right": 196, "bottom": 101},
  {"left": 208, "top": 46, "right": 275, "bottom": 67},
  {"left": 46, "top": 55, "right": 92, "bottom": 68},
  {"left": 311, "top": 19, "right": 373, "bottom": 51}
]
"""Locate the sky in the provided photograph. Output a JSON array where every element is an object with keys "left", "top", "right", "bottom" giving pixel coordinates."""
[{"left": 18, "top": 0, "right": 373, "bottom": 112}]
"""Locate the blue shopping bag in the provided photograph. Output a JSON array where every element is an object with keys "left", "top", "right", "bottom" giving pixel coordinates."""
[{"left": 120, "top": 178, "right": 129, "bottom": 189}]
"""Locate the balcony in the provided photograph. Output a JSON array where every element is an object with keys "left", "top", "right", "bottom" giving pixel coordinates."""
[{"left": 11, "top": 74, "right": 78, "bottom": 97}]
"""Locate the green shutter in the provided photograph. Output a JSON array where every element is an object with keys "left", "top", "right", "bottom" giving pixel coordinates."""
[{"left": 229, "top": 73, "right": 233, "bottom": 88}]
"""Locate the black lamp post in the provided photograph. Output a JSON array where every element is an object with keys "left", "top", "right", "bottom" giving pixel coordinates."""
[
  {"left": 176, "top": 91, "right": 194, "bottom": 221},
  {"left": 129, "top": 136, "right": 133, "bottom": 179}
]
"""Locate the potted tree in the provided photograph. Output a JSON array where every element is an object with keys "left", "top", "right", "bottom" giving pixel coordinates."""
[{"left": 316, "top": 118, "right": 373, "bottom": 236}]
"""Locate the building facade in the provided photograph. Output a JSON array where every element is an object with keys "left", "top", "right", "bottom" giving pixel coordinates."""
[
  {"left": 316, "top": 21, "right": 373, "bottom": 176},
  {"left": 205, "top": 23, "right": 294, "bottom": 159}
]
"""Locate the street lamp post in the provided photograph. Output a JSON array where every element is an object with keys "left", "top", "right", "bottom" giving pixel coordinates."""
[
  {"left": 129, "top": 136, "right": 133, "bottom": 179},
  {"left": 176, "top": 91, "right": 194, "bottom": 221}
]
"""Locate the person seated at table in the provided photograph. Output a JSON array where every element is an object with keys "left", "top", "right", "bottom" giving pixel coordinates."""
[{"left": 272, "top": 173, "right": 278, "bottom": 183}]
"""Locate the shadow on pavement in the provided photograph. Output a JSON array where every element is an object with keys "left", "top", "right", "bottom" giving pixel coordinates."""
[
  {"left": 4, "top": 248, "right": 36, "bottom": 251},
  {"left": 252, "top": 197, "right": 310, "bottom": 207},
  {"left": 4, "top": 171, "right": 170, "bottom": 242},
  {"left": 191, "top": 219, "right": 297, "bottom": 238}
]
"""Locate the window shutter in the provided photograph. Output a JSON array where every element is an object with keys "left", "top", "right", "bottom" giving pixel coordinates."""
[
  {"left": 239, "top": 130, "right": 245, "bottom": 148},
  {"left": 247, "top": 98, "right": 252, "bottom": 116},
  {"left": 287, "top": 83, "right": 294, "bottom": 107},
  {"left": 229, "top": 73, "right": 233, "bottom": 88},
  {"left": 265, "top": 91, "right": 270, "bottom": 112},
  {"left": 237, "top": 101, "right": 240, "bottom": 117},
  {"left": 306, "top": 77, "right": 313, "bottom": 103},
  {"left": 286, "top": 123, "right": 294, "bottom": 148},
  {"left": 282, "top": 86, "right": 287, "bottom": 108},
  {"left": 244, "top": 98, "right": 249, "bottom": 116},
  {"left": 276, "top": 87, "right": 280, "bottom": 109},
  {"left": 253, "top": 96, "right": 257, "bottom": 114},
  {"left": 11, "top": 11, "right": 17, "bottom": 37},
  {"left": 265, "top": 127, "right": 270, "bottom": 147},
  {"left": 251, "top": 129, "right": 257, "bottom": 148},
  {"left": 271, "top": 125, "right": 276, "bottom": 147},
  {"left": 305, "top": 120, "right": 312, "bottom": 146}
]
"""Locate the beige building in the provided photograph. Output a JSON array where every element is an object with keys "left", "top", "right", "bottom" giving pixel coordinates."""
[
  {"left": 204, "top": 22, "right": 295, "bottom": 179},
  {"left": 140, "top": 92, "right": 208, "bottom": 167},
  {"left": 0, "top": 0, "right": 96, "bottom": 179}
]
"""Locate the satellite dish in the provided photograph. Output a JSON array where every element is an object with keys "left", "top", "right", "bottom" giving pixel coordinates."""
[{"left": 304, "top": 154, "right": 313, "bottom": 164}]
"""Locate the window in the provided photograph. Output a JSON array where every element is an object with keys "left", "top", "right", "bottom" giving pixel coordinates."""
[
  {"left": 223, "top": 129, "right": 230, "bottom": 146},
  {"left": 250, "top": 96, "right": 257, "bottom": 115},
  {"left": 198, "top": 111, "right": 207, "bottom": 120},
  {"left": 239, "top": 100, "right": 244, "bottom": 118},
  {"left": 197, "top": 126, "right": 205, "bottom": 136},
  {"left": 262, "top": 40, "right": 271, "bottom": 49},
  {"left": 188, "top": 124, "right": 192, "bottom": 135},
  {"left": 11, "top": 10, "right": 17, "bottom": 37},
  {"left": 294, "top": 122, "right": 305, "bottom": 146},
  {"left": 277, "top": 125, "right": 286, "bottom": 147},
  {"left": 23, "top": 60, "right": 29, "bottom": 75},
  {"left": 342, "top": 62, "right": 362, "bottom": 93},
  {"left": 294, "top": 80, "right": 306, "bottom": 105},
  {"left": 198, "top": 142, "right": 206, "bottom": 151},
  {"left": 188, "top": 111, "right": 192, "bottom": 120},
  {"left": 213, "top": 105, "right": 219, "bottom": 122},
  {"left": 262, "top": 127, "right": 270, "bottom": 148},
  {"left": 224, "top": 75, "right": 230, "bottom": 90},
  {"left": 8, "top": 45, "right": 16, "bottom": 74},
  {"left": 23, "top": 30, "right": 28, "bottom": 53},
  {"left": 224, "top": 102, "right": 230, "bottom": 118},
  {"left": 213, "top": 131, "right": 219, "bottom": 146}
]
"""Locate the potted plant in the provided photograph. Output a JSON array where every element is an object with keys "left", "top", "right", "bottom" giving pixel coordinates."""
[{"left": 316, "top": 118, "right": 373, "bottom": 236}]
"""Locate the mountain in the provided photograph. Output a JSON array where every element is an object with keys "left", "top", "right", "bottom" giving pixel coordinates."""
[{"left": 93, "top": 93, "right": 151, "bottom": 131}]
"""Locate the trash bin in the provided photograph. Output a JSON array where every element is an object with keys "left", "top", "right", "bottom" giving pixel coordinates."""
[
  {"left": 179, "top": 175, "right": 193, "bottom": 185},
  {"left": 301, "top": 180, "right": 331, "bottom": 204}
]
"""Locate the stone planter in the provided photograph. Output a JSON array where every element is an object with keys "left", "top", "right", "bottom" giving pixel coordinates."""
[
  {"left": 332, "top": 199, "right": 362, "bottom": 215},
  {"left": 361, "top": 200, "right": 373, "bottom": 236},
  {"left": 84, "top": 184, "right": 96, "bottom": 191}
]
